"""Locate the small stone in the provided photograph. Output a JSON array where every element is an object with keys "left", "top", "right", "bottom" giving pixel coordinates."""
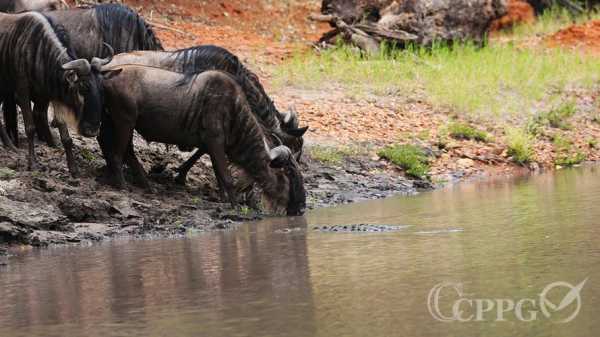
[{"left": 457, "top": 158, "right": 475, "bottom": 169}]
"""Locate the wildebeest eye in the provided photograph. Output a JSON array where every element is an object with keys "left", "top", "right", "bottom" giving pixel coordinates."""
[{"left": 78, "top": 82, "right": 91, "bottom": 94}]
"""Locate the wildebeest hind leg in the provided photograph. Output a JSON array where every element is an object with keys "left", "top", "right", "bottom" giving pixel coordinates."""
[
  {"left": 0, "top": 118, "right": 17, "bottom": 152},
  {"left": 175, "top": 148, "right": 205, "bottom": 185},
  {"left": 55, "top": 121, "right": 79, "bottom": 177},
  {"left": 3, "top": 95, "right": 19, "bottom": 147},
  {"left": 34, "top": 101, "right": 57, "bottom": 147},
  {"left": 207, "top": 139, "right": 236, "bottom": 208}
]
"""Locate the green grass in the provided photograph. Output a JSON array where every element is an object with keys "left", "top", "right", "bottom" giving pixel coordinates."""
[
  {"left": 274, "top": 43, "right": 600, "bottom": 120},
  {"left": 378, "top": 144, "right": 430, "bottom": 179},
  {"left": 552, "top": 134, "right": 587, "bottom": 166},
  {"left": 447, "top": 122, "right": 489, "bottom": 142},
  {"left": 80, "top": 148, "right": 96, "bottom": 162},
  {"left": 546, "top": 101, "right": 576, "bottom": 129},
  {"left": 506, "top": 128, "right": 534, "bottom": 165},
  {"left": 528, "top": 101, "right": 577, "bottom": 134},
  {"left": 555, "top": 152, "right": 586, "bottom": 167},
  {"left": 0, "top": 168, "right": 16, "bottom": 180},
  {"left": 308, "top": 145, "right": 366, "bottom": 165}
]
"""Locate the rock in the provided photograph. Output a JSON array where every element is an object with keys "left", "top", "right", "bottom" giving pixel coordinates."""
[
  {"left": 457, "top": 158, "right": 475, "bottom": 169},
  {"left": 0, "top": 196, "right": 68, "bottom": 231},
  {"left": 0, "top": 179, "right": 22, "bottom": 196},
  {"left": 58, "top": 197, "right": 112, "bottom": 222},
  {"left": 33, "top": 178, "right": 56, "bottom": 192},
  {"left": 0, "top": 221, "right": 31, "bottom": 243}
]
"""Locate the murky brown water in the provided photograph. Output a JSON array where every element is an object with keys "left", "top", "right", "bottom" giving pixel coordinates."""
[{"left": 1, "top": 166, "right": 600, "bottom": 337}]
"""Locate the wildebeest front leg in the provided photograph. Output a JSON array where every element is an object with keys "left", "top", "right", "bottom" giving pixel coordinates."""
[
  {"left": 55, "top": 121, "right": 78, "bottom": 177},
  {"left": 16, "top": 94, "right": 39, "bottom": 170},
  {"left": 33, "top": 101, "right": 57, "bottom": 147},
  {"left": 125, "top": 139, "right": 152, "bottom": 191},
  {"left": 207, "top": 139, "right": 236, "bottom": 208},
  {"left": 106, "top": 124, "right": 132, "bottom": 190}
]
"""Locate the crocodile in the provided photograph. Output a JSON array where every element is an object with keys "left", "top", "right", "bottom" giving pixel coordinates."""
[{"left": 312, "top": 224, "right": 411, "bottom": 233}]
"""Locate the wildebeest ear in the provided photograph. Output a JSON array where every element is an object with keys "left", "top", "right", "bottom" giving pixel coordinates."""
[
  {"left": 101, "top": 69, "right": 123, "bottom": 80},
  {"left": 64, "top": 70, "right": 78, "bottom": 86},
  {"left": 286, "top": 126, "right": 309, "bottom": 138}
]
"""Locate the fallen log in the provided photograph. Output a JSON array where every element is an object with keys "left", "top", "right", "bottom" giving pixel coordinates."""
[{"left": 313, "top": 0, "right": 508, "bottom": 52}]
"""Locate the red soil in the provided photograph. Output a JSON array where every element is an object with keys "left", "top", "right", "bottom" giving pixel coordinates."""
[
  {"left": 122, "top": 0, "right": 329, "bottom": 61},
  {"left": 547, "top": 20, "right": 600, "bottom": 54},
  {"left": 490, "top": 0, "right": 535, "bottom": 32}
]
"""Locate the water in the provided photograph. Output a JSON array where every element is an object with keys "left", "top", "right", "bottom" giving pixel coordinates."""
[{"left": 1, "top": 166, "right": 600, "bottom": 337}]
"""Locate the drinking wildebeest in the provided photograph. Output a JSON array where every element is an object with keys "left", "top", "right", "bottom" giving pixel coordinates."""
[
  {"left": 0, "top": 12, "right": 108, "bottom": 171},
  {"left": 105, "top": 45, "right": 308, "bottom": 184},
  {"left": 0, "top": 0, "right": 65, "bottom": 13},
  {"left": 99, "top": 65, "right": 307, "bottom": 216},
  {"left": 2, "top": 4, "right": 163, "bottom": 176}
]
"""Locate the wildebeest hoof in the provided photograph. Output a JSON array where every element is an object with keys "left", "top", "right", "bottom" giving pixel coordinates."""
[
  {"left": 174, "top": 174, "right": 187, "bottom": 186},
  {"left": 44, "top": 135, "right": 58, "bottom": 148},
  {"left": 143, "top": 185, "right": 156, "bottom": 194},
  {"left": 109, "top": 180, "right": 127, "bottom": 190},
  {"left": 27, "top": 160, "right": 41, "bottom": 172},
  {"left": 68, "top": 167, "right": 80, "bottom": 179}
]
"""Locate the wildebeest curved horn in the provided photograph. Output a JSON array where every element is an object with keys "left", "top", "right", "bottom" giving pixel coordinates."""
[
  {"left": 62, "top": 59, "right": 91, "bottom": 75},
  {"left": 281, "top": 110, "right": 293, "bottom": 124},
  {"left": 271, "top": 133, "right": 283, "bottom": 146},
  {"left": 91, "top": 43, "right": 115, "bottom": 71},
  {"left": 102, "top": 42, "right": 115, "bottom": 60},
  {"left": 269, "top": 145, "right": 293, "bottom": 162},
  {"left": 281, "top": 106, "right": 300, "bottom": 128}
]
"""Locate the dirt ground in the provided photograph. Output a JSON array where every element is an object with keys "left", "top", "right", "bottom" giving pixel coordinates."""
[{"left": 547, "top": 19, "right": 600, "bottom": 53}]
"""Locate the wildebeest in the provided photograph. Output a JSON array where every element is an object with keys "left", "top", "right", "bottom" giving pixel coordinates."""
[
  {"left": 0, "top": 12, "right": 108, "bottom": 170},
  {"left": 2, "top": 3, "right": 163, "bottom": 175},
  {"left": 106, "top": 45, "right": 308, "bottom": 184},
  {"left": 0, "top": 0, "right": 64, "bottom": 13},
  {"left": 99, "top": 65, "right": 307, "bottom": 216}
]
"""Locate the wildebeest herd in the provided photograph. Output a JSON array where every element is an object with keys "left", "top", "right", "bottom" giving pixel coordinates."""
[{"left": 0, "top": 2, "right": 309, "bottom": 215}]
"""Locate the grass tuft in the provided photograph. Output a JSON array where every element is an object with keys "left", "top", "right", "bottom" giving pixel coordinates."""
[
  {"left": 546, "top": 101, "right": 576, "bottom": 129},
  {"left": 0, "top": 167, "right": 16, "bottom": 180},
  {"left": 447, "top": 122, "right": 489, "bottom": 142},
  {"left": 378, "top": 144, "right": 430, "bottom": 179},
  {"left": 308, "top": 145, "right": 365, "bottom": 165},
  {"left": 552, "top": 134, "right": 586, "bottom": 166},
  {"left": 506, "top": 128, "right": 534, "bottom": 165}
]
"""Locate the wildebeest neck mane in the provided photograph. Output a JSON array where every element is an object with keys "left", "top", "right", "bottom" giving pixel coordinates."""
[
  {"left": 0, "top": 12, "right": 76, "bottom": 99},
  {"left": 94, "top": 4, "right": 163, "bottom": 53},
  {"left": 172, "top": 45, "right": 282, "bottom": 131}
]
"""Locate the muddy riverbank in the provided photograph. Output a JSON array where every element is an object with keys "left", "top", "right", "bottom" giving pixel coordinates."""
[{"left": 0, "top": 130, "right": 425, "bottom": 250}]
